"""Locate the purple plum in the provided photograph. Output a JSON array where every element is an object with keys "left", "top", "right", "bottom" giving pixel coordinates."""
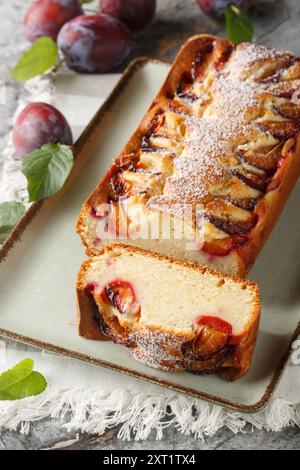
[
  {"left": 23, "top": 0, "right": 83, "bottom": 42},
  {"left": 13, "top": 102, "right": 73, "bottom": 158},
  {"left": 57, "top": 14, "right": 134, "bottom": 73},
  {"left": 99, "top": 0, "right": 156, "bottom": 32},
  {"left": 196, "top": 0, "right": 248, "bottom": 19}
]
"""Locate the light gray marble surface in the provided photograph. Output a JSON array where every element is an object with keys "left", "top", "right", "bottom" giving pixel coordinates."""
[{"left": 0, "top": 0, "right": 300, "bottom": 450}]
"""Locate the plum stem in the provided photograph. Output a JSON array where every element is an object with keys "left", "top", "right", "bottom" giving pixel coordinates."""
[{"left": 52, "top": 57, "right": 67, "bottom": 74}]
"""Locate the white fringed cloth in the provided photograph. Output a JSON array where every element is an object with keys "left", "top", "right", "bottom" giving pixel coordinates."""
[
  {"left": 0, "top": 0, "right": 299, "bottom": 441},
  {"left": 0, "top": 339, "right": 300, "bottom": 440}
]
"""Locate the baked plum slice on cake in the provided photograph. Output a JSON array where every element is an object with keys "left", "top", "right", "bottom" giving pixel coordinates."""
[
  {"left": 101, "top": 279, "right": 141, "bottom": 318},
  {"left": 77, "top": 245, "right": 260, "bottom": 381}
]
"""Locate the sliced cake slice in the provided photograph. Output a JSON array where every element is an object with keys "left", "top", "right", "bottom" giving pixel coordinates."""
[
  {"left": 77, "top": 245, "right": 260, "bottom": 380},
  {"left": 77, "top": 244, "right": 260, "bottom": 381}
]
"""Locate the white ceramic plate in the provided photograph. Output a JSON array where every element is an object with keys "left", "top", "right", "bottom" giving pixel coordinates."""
[{"left": 0, "top": 59, "right": 299, "bottom": 412}]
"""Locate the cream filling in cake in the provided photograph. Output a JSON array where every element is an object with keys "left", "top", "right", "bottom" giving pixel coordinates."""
[{"left": 83, "top": 250, "right": 256, "bottom": 336}]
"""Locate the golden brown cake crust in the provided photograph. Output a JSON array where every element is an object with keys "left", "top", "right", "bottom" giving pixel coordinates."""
[
  {"left": 77, "top": 244, "right": 261, "bottom": 381},
  {"left": 76, "top": 35, "right": 300, "bottom": 277}
]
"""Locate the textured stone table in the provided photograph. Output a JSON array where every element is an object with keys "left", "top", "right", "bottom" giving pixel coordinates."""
[{"left": 1, "top": 0, "right": 300, "bottom": 450}]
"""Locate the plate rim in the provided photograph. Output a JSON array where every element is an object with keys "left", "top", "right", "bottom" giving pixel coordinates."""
[{"left": 0, "top": 56, "right": 299, "bottom": 413}]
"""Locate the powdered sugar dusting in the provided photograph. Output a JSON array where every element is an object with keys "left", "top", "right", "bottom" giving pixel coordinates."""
[
  {"left": 130, "top": 328, "right": 183, "bottom": 371},
  {"left": 212, "top": 77, "right": 258, "bottom": 120},
  {"left": 132, "top": 348, "right": 174, "bottom": 371},
  {"left": 227, "top": 42, "right": 290, "bottom": 79},
  {"left": 168, "top": 118, "right": 229, "bottom": 200},
  {"left": 147, "top": 42, "right": 292, "bottom": 217}
]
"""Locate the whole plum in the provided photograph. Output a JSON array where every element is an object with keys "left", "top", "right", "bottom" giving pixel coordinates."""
[
  {"left": 57, "top": 14, "right": 134, "bottom": 73},
  {"left": 99, "top": 0, "right": 156, "bottom": 32},
  {"left": 13, "top": 102, "right": 73, "bottom": 158},
  {"left": 23, "top": 0, "right": 83, "bottom": 42},
  {"left": 196, "top": 0, "right": 248, "bottom": 19}
]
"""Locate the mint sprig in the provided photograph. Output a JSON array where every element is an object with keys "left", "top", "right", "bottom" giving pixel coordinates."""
[
  {"left": 12, "top": 37, "right": 58, "bottom": 82},
  {"left": 0, "top": 201, "right": 25, "bottom": 243},
  {"left": 22, "top": 143, "right": 74, "bottom": 202},
  {"left": 0, "top": 359, "right": 47, "bottom": 401},
  {"left": 81, "top": 0, "right": 95, "bottom": 3},
  {"left": 226, "top": 4, "right": 253, "bottom": 45}
]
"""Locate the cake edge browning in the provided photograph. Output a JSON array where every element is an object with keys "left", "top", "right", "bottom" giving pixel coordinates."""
[{"left": 76, "top": 244, "right": 261, "bottom": 381}]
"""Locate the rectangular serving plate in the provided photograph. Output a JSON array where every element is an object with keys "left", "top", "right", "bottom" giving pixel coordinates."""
[{"left": 0, "top": 58, "right": 299, "bottom": 413}]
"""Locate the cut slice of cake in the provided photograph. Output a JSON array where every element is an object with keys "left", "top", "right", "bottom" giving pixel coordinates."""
[{"left": 77, "top": 244, "right": 260, "bottom": 381}]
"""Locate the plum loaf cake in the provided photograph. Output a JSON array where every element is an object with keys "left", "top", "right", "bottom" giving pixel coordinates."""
[
  {"left": 77, "top": 35, "right": 300, "bottom": 277},
  {"left": 77, "top": 245, "right": 260, "bottom": 380}
]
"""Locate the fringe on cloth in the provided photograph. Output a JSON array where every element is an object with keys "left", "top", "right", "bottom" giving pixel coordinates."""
[{"left": 0, "top": 387, "right": 299, "bottom": 440}]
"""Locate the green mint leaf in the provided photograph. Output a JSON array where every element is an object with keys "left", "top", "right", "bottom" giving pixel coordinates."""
[
  {"left": 226, "top": 4, "right": 253, "bottom": 45},
  {"left": 81, "top": 0, "right": 95, "bottom": 3},
  {"left": 12, "top": 37, "right": 58, "bottom": 82},
  {"left": 0, "top": 359, "right": 47, "bottom": 401},
  {"left": 0, "top": 201, "right": 26, "bottom": 243},
  {"left": 22, "top": 143, "right": 74, "bottom": 202}
]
